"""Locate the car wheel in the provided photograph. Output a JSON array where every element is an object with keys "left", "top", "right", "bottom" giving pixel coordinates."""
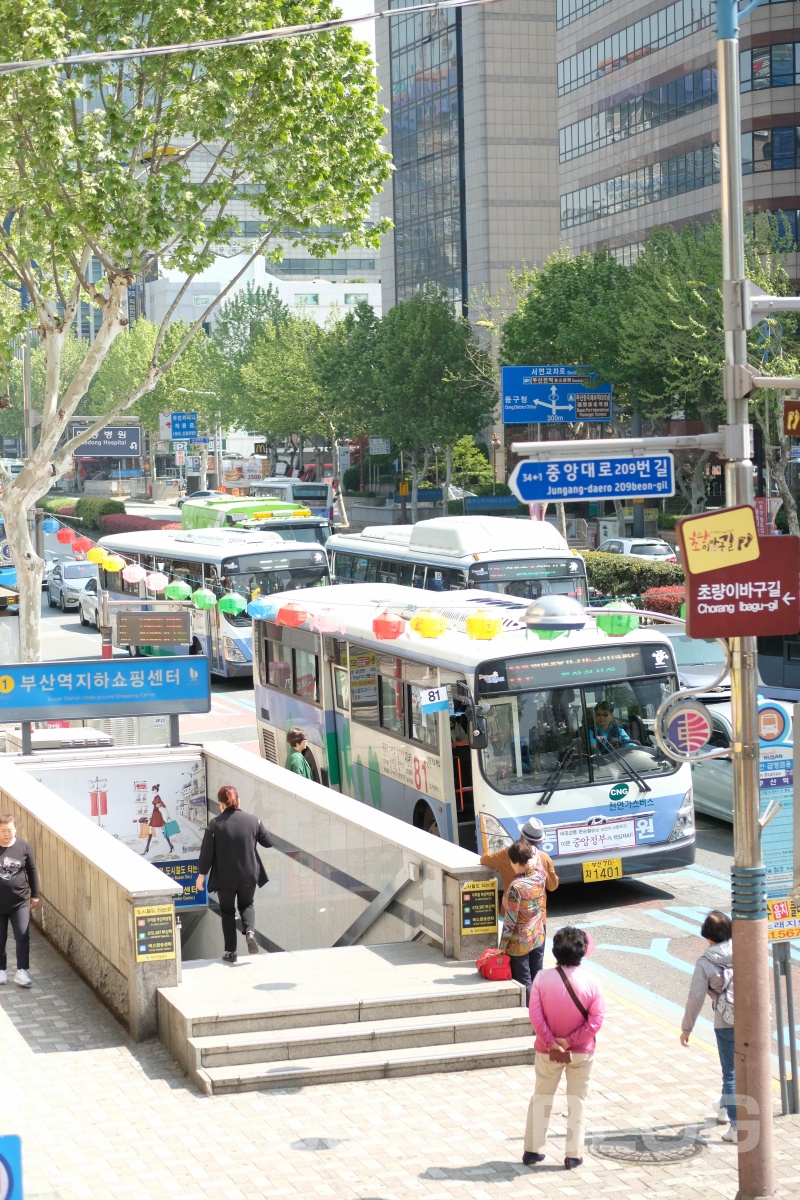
[
  {"left": 94, "top": 610, "right": 99, "bottom": 629},
  {"left": 79, "top": 607, "right": 88, "bottom": 626},
  {"left": 60, "top": 594, "right": 67, "bottom": 613},
  {"left": 47, "top": 589, "right": 57, "bottom": 608}
]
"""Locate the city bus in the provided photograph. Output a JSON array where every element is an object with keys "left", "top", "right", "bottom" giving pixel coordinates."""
[
  {"left": 249, "top": 477, "right": 335, "bottom": 520},
  {"left": 97, "top": 528, "right": 329, "bottom": 677},
  {"left": 251, "top": 583, "right": 695, "bottom": 881},
  {"left": 181, "top": 495, "right": 332, "bottom": 545},
  {"left": 326, "top": 516, "right": 588, "bottom": 602}
]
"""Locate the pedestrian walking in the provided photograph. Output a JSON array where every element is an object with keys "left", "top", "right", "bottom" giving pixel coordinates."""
[
  {"left": 680, "top": 909, "right": 736, "bottom": 1142},
  {"left": 196, "top": 786, "right": 274, "bottom": 963},
  {"left": 0, "top": 813, "right": 41, "bottom": 988},
  {"left": 498, "top": 840, "right": 546, "bottom": 1002},
  {"left": 523, "top": 925, "right": 604, "bottom": 1171},
  {"left": 285, "top": 728, "right": 313, "bottom": 778}
]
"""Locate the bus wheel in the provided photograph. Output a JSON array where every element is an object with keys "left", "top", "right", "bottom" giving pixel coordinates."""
[{"left": 416, "top": 802, "right": 440, "bottom": 838}]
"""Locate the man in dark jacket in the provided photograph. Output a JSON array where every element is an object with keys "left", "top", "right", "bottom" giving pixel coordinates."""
[{"left": 196, "top": 786, "right": 274, "bottom": 963}]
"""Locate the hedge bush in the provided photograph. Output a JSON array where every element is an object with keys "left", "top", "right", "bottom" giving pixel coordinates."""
[
  {"left": 74, "top": 498, "right": 125, "bottom": 525},
  {"left": 642, "top": 585, "right": 686, "bottom": 615},
  {"left": 58, "top": 505, "right": 76, "bottom": 517},
  {"left": 583, "top": 550, "right": 684, "bottom": 598},
  {"left": 657, "top": 513, "right": 680, "bottom": 530},
  {"left": 99, "top": 514, "right": 179, "bottom": 535},
  {"left": 39, "top": 496, "right": 79, "bottom": 513}
]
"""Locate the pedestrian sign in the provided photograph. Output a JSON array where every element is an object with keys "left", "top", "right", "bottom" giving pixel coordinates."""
[
  {"left": 0, "top": 1135, "right": 22, "bottom": 1200},
  {"left": 509, "top": 454, "right": 674, "bottom": 503}
]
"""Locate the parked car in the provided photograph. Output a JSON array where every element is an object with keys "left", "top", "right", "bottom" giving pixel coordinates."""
[
  {"left": 596, "top": 536, "right": 678, "bottom": 564},
  {"left": 691, "top": 702, "right": 793, "bottom": 822},
  {"left": 78, "top": 576, "right": 101, "bottom": 627},
  {"left": 660, "top": 628, "right": 731, "bottom": 700},
  {"left": 175, "top": 489, "right": 221, "bottom": 509},
  {"left": 47, "top": 560, "right": 99, "bottom": 611}
]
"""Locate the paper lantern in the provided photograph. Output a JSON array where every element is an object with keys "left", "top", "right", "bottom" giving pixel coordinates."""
[
  {"left": 276, "top": 602, "right": 307, "bottom": 628},
  {"left": 595, "top": 601, "right": 639, "bottom": 638},
  {"left": 409, "top": 610, "right": 447, "bottom": 639},
  {"left": 527, "top": 628, "right": 562, "bottom": 641},
  {"left": 218, "top": 591, "right": 248, "bottom": 616},
  {"left": 373, "top": 611, "right": 405, "bottom": 640},
  {"left": 145, "top": 571, "right": 168, "bottom": 592},
  {"left": 191, "top": 587, "right": 217, "bottom": 609},
  {"left": 164, "top": 579, "right": 192, "bottom": 601},
  {"left": 87, "top": 546, "right": 105, "bottom": 563},
  {"left": 122, "top": 563, "right": 147, "bottom": 584},
  {"left": 56, "top": 527, "right": 76, "bottom": 545},
  {"left": 42, "top": 518, "right": 59, "bottom": 533},
  {"left": 247, "top": 597, "right": 279, "bottom": 620},
  {"left": 310, "top": 607, "right": 344, "bottom": 634},
  {"left": 465, "top": 610, "right": 503, "bottom": 641},
  {"left": 102, "top": 554, "right": 125, "bottom": 573}
]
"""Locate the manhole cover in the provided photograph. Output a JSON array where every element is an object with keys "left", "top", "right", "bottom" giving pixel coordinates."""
[
  {"left": 291, "top": 1138, "right": 341, "bottom": 1151},
  {"left": 591, "top": 1129, "right": 705, "bottom": 1163}
]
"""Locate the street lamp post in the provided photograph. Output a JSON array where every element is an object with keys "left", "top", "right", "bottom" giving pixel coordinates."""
[{"left": 491, "top": 433, "right": 500, "bottom": 495}]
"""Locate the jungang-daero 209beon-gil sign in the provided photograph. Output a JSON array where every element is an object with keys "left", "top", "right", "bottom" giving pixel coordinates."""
[{"left": 509, "top": 454, "right": 675, "bottom": 502}]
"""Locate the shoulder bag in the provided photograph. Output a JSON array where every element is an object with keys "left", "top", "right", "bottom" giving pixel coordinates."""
[{"left": 547, "top": 966, "right": 591, "bottom": 1065}]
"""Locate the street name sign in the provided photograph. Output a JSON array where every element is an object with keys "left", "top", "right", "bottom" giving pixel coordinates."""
[
  {"left": 680, "top": 534, "right": 800, "bottom": 638},
  {"left": 509, "top": 453, "right": 674, "bottom": 502},
  {"left": 502, "top": 365, "right": 613, "bottom": 424},
  {"left": 0, "top": 656, "right": 211, "bottom": 722},
  {"left": 71, "top": 424, "right": 142, "bottom": 458}
]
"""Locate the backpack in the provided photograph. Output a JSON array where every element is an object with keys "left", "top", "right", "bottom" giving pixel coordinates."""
[
  {"left": 709, "top": 962, "right": 734, "bottom": 1025},
  {"left": 476, "top": 949, "right": 512, "bottom": 981}
]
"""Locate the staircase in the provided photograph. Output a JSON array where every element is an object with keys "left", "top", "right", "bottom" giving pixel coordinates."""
[{"left": 158, "top": 945, "right": 534, "bottom": 1094}]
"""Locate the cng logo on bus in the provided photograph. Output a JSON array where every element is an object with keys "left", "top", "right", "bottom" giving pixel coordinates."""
[{"left": 609, "top": 783, "right": 631, "bottom": 801}]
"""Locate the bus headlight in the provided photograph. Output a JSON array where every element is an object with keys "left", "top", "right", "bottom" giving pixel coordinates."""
[
  {"left": 668, "top": 788, "right": 695, "bottom": 842},
  {"left": 479, "top": 812, "right": 513, "bottom": 854},
  {"left": 223, "top": 638, "right": 248, "bottom": 664}
]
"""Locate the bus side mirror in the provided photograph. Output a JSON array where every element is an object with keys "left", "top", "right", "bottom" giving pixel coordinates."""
[{"left": 469, "top": 717, "right": 488, "bottom": 751}]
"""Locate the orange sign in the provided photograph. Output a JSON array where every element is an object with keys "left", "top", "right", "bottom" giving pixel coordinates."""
[
  {"left": 677, "top": 506, "right": 760, "bottom": 575},
  {"left": 784, "top": 399, "right": 800, "bottom": 437}
]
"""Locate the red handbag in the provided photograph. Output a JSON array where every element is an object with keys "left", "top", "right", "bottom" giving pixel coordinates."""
[{"left": 476, "top": 948, "right": 512, "bottom": 981}]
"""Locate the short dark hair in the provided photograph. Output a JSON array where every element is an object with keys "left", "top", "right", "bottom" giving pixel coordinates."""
[
  {"left": 508, "top": 839, "right": 534, "bottom": 866},
  {"left": 217, "top": 785, "right": 240, "bottom": 809},
  {"left": 701, "top": 910, "right": 732, "bottom": 943},
  {"left": 552, "top": 926, "right": 589, "bottom": 966},
  {"left": 287, "top": 727, "right": 307, "bottom": 748},
  {"left": 0, "top": 813, "right": 14, "bottom": 825},
  {"left": 594, "top": 701, "right": 613, "bottom": 715}
]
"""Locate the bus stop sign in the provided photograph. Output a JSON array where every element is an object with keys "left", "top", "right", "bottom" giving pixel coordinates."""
[{"left": 681, "top": 534, "right": 800, "bottom": 638}]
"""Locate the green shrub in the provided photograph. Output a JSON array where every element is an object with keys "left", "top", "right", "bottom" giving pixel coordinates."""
[
  {"left": 657, "top": 512, "right": 680, "bottom": 530},
  {"left": 74, "top": 497, "right": 126, "bottom": 526},
  {"left": 583, "top": 550, "right": 684, "bottom": 598},
  {"left": 39, "top": 495, "right": 80, "bottom": 513}
]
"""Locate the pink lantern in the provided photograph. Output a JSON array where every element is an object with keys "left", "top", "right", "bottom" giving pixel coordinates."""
[
  {"left": 122, "top": 563, "right": 147, "bottom": 584},
  {"left": 145, "top": 572, "right": 168, "bottom": 592},
  {"left": 310, "top": 607, "right": 345, "bottom": 634}
]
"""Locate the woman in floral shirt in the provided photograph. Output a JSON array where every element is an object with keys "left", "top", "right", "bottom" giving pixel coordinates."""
[{"left": 499, "top": 840, "right": 546, "bottom": 1002}]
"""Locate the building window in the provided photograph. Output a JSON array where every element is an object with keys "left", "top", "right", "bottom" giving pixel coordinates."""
[
  {"left": 265, "top": 258, "right": 376, "bottom": 276},
  {"left": 741, "top": 43, "right": 800, "bottom": 92},
  {"left": 388, "top": 0, "right": 467, "bottom": 306},
  {"left": 557, "top": 0, "right": 715, "bottom": 96},
  {"left": 558, "top": 0, "right": 789, "bottom": 28},
  {"left": 560, "top": 143, "right": 720, "bottom": 228},
  {"left": 559, "top": 67, "right": 717, "bottom": 163},
  {"left": 294, "top": 293, "right": 319, "bottom": 305},
  {"left": 344, "top": 293, "right": 369, "bottom": 304},
  {"left": 742, "top": 127, "right": 800, "bottom": 174}
]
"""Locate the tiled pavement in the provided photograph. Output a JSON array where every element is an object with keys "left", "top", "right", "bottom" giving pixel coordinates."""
[{"left": 2, "top": 928, "right": 799, "bottom": 1200}]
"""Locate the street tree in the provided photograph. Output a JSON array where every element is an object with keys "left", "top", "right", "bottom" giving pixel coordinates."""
[
  {"left": 0, "top": 0, "right": 390, "bottom": 660},
  {"left": 315, "top": 300, "right": 381, "bottom": 474}
]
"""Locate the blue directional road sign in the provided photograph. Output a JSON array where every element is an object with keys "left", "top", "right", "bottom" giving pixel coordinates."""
[
  {"left": 170, "top": 411, "right": 198, "bottom": 439},
  {"left": 509, "top": 454, "right": 675, "bottom": 502},
  {"left": 0, "top": 1135, "right": 22, "bottom": 1200},
  {"left": 502, "top": 366, "right": 613, "bottom": 424},
  {"left": 0, "top": 656, "right": 211, "bottom": 723},
  {"left": 72, "top": 424, "right": 142, "bottom": 458}
]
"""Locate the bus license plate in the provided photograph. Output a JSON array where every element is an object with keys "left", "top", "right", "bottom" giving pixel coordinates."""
[{"left": 582, "top": 858, "right": 623, "bottom": 883}]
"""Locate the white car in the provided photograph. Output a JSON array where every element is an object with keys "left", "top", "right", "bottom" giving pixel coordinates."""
[
  {"left": 597, "top": 537, "right": 678, "bottom": 564},
  {"left": 78, "top": 576, "right": 101, "bottom": 628},
  {"left": 660, "top": 628, "right": 731, "bottom": 700},
  {"left": 47, "top": 560, "right": 99, "bottom": 611},
  {"left": 691, "top": 702, "right": 793, "bottom": 822}
]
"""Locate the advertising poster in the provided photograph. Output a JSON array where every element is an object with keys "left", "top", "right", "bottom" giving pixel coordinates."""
[{"left": 22, "top": 752, "right": 208, "bottom": 909}]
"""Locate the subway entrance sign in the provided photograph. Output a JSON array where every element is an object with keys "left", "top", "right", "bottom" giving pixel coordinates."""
[
  {"left": 678, "top": 530, "right": 800, "bottom": 638},
  {"left": 509, "top": 453, "right": 674, "bottom": 503}
]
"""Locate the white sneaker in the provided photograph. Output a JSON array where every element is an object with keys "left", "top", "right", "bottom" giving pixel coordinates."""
[
  {"left": 721, "top": 1124, "right": 737, "bottom": 1143},
  {"left": 0, "top": 969, "right": 7, "bottom": 984},
  {"left": 714, "top": 1104, "right": 728, "bottom": 1126},
  {"left": 13, "top": 968, "right": 31, "bottom": 988}
]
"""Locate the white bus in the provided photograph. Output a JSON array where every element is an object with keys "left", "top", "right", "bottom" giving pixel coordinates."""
[
  {"left": 251, "top": 583, "right": 695, "bottom": 882},
  {"left": 97, "top": 528, "right": 329, "bottom": 678},
  {"left": 326, "top": 516, "right": 588, "bottom": 602},
  {"left": 249, "top": 477, "right": 335, "bottom": 520}
]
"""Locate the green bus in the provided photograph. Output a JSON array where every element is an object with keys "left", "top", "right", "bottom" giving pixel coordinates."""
[{"left": 181, "top": 495, "right": 333, "bottom": 546}]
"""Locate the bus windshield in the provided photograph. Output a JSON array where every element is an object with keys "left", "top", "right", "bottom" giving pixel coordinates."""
[
  {"left": 476, "top": 645, "right": 677, "bottom": 795},
  {"left": 469, "top": 559, "right": 587, "bottom": 602},
  {"left": 220, "top": 550, "right": 329, "bottom": 625}
]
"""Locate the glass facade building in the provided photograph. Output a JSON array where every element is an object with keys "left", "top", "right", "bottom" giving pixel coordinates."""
[{"left": 388, "top": 0, "right": 467, "bottom": 305}]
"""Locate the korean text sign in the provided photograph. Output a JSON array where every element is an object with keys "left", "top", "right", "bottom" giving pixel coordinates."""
[
  {"left": 680, "top": 535, "right": 800, "bottom": 638},
  {"left": 678, "top": 506, "right": 759, "bottom": 575},
  {"left": 501, "top": 365, "right": 613, "bottom": 424},
  {"left": 509, "top": 454, "right": 674, "bottom": 502},
  {"left": 0, "top": 656, "right": 211, "bottom": 722}
]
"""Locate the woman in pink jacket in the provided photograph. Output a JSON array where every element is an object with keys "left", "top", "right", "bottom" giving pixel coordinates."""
[{"left": 523, "top": 925, "right": 605, "bottom": 1171}]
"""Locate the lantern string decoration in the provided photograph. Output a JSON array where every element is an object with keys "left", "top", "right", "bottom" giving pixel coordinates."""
[
  {"left": 191, "top": 586, "right": 217, "bottom": 609},
  {"left": 56, "top": 527, "right": 76, "bottom": 545},
  {"left": 86, "top": 546, "right": 106, "bottom": 563},
  {"left": 42, "top": 518, "right": 59, "bottom": 533},
  {"left": 164, "top": 579, "right": 192, "bottom": 601},
  {"left": 465, "top": 609, "right": 503, "bottom": 641},
  {"left": 595, "top": 601, "right": 639, "bottom": 638},
  {"left": 409, "top": 610, "right": 447, "bottom": 639},
  {"left": 276, "top": 602, "right": 308, "bottom": 628},
  {"left": 309, "top": 607, "right": 346, "bottom": 634},
  {"left": 218, "top": 591, "right": 248, "bottom": 616},
  {"left": 122, "top": 563, "right": 147, "bottom": 584},
  {"left": 102, "top": 554, "right": 126, "bottom": 573},
  {"left": 373, "top": 610, "right": 405, "bottom": 640},
  {"left": 247, "top": 597, "right": 279, "bottom": 620},
  {"left": 145, "top": 571, "right": 169, "bottom": 593}
]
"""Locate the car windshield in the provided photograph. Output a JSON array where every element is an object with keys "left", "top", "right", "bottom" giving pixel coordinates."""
[
  {"left": 668, "top": 634, "right": 727, "bottom": 667},
  {"left": 631, "top": 543, "right": 671, "bottom": 556},
  {"left": 479, "top": 675, "right": 678, "bottom": 795},
  {"left": 64, "top": 563, "right": 98, "bottom": 579}
]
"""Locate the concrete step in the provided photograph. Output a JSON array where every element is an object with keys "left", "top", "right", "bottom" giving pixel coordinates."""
[
  {"left": 197, "top": 1035, "right": 536, "bottom": 1094},
  {"left": 190, "top": 1006, "right": 533, "bottom": 1069},
  {"left": 188, "top": 981, "right": 524, "bottom": 1039}
]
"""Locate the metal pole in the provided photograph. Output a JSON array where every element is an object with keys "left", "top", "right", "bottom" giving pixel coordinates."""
[
  {"left": 215, "top": 417, "right": 223, "bottom": 490},
  {"left": 783, "top": 942, "right": 799, "bottom": 1114},
  {"left": 772, "top": 949, "right": 788, "bottom": 1114},
  {"left": 718, "top": 5, "right": 775, "bottom": 1192}
]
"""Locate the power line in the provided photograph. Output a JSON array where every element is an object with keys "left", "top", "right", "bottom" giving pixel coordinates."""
[{"left": 0, "top": 0, "right": 502, "bottom": 76}]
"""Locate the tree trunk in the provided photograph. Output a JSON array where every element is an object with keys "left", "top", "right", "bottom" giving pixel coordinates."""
[
  {"left": 557, "top": 502, "right": 567, "bottom": 540},
  {"left": 0, "top": 489, "right": 44, "bottom": 663},
  {"left": 690, "top": 452, "right": 710, "bottom": 513},
  {"left": 441, "top": 445, "right": 453, "bottom": 518},
  {"left": 410, "top": 448, "right": 431, "bottom": 525}
]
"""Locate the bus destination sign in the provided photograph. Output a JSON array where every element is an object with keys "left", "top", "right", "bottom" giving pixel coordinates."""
[{"left": 115, "top": 610, "right": 193, "bottom": 647}]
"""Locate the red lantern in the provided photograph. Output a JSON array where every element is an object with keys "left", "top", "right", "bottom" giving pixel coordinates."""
[
  {"left": 276, "top": 602, "right": 307, "bottom": 628},
  {"left": 373, "top": 611, "right": 405, "bottom": 640},
  {"left": 72, "top": 537, "right": 92, "bottom": 554},
  {"left": 56, "top": 527, "right": 76, "bottom": 544}
]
